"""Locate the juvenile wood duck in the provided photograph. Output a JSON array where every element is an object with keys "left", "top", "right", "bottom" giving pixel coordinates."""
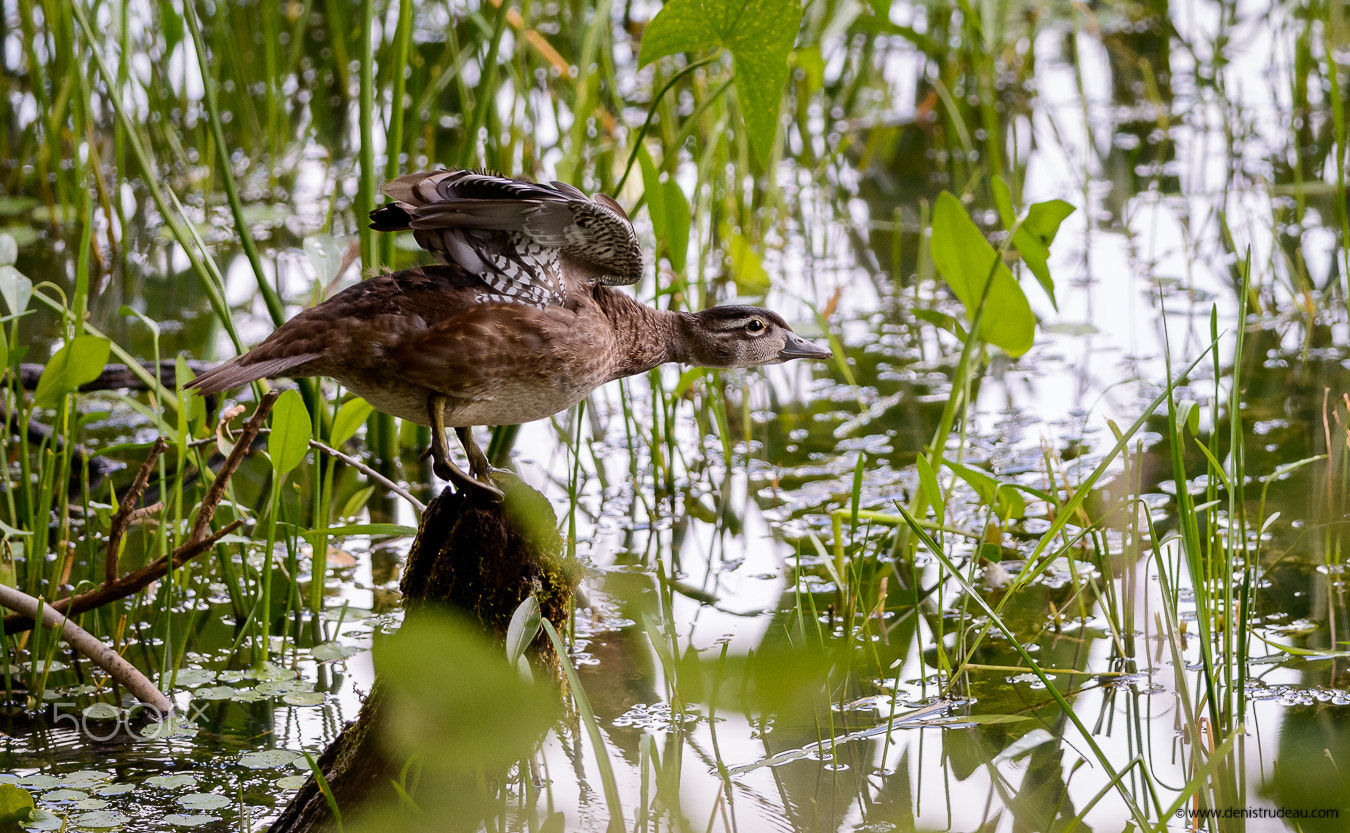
[{"left": 188, "top": 170, "right": 831, "bottom": 499}]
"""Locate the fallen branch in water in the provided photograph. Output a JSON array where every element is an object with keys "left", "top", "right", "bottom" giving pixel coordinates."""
[
  {"left": 0, "top": 584, "right": 175, "bottom": 716},
  {"left": 1, "top": 391, "right": 278, "bottom": 635}
]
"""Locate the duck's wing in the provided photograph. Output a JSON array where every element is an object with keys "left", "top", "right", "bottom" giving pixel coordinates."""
[{"left": 370, "top": 170, "right": 644, "bottom": 308}]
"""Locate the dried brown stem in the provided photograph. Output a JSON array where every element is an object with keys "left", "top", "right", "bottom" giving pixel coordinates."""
[
  {"left": 105, "top": 437, "right": 168, "bottom": 583},
  {"left": 3, "top": 391, "right": 278, "bottom": 635},
  {"left": 191, "top": 390, "right": 278, "bottom": 544}
]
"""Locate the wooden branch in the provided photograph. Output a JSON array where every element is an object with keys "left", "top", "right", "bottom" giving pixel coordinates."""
[
  {"left": 308, "top": 438, "right": 426, "bottom": 513},
  {"left": 105, "top": 437, "right": 168, "bottom": 583},
  {"left": 3, "top": 391, "right": 278, "bottom": 635},
  {"left": 0, "top": 585, "right": 174, "bottom": 716},
  {"left": 2, "top": 520, "right": 244, "bottom": 635},
  {"left": 17, "top": 360, "right": 212, "bottom": 393},
  {"left": 191, "top": 390, "right": 278, "bottom": 543}
]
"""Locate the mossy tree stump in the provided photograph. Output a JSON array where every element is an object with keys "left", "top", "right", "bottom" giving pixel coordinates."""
[{"left": 268, "top": 476, "right": 580, "bottom": 833}]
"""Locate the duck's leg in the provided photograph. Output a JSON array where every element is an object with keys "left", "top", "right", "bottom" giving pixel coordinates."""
[
  {"left": 427, "top": 395, "right": 504, "bottom": 500},
  {"left": 456, "top": 427, "right": 493, "bottom": 482}
]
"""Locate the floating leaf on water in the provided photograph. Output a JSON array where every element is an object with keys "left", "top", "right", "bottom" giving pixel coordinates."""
[
  {"left": 15, "top": 776, "right": 60, "bottom": 790},
  {"left": 238, "top": 750, "right": 302, "bottom": 770},
  {"left": 192, "top": 686, "right": 235, "bottom": 702},
  {"left": 19, "top": 808, "right": 60, "bottom": 830},
  {"left": 229, "top": 689, "right": 265, "bottom": 703},
  {"left": 310, "top": 643, "right": 359, "bottom": 662},
  {"left": 282, "top": 691, "right": 326, "bottom": 707},
  {"left": 178, "top": 793, "right": 230, "bottom": 810},
  {"left": 163, "top": 813, "right": 219, "bottom": 827},
  {"left": 95, "top": 785, "right": 134, "bottom": 797},
  {"left": 39, "top": 789, "right": 87, "bottom": 803},
  {"left": 72, "top": 798, "right": 110, "bottom": 810},
  {"left": 58, "top": 772, "right": 111, "bottom": 790},
  {"left": 81, "top": 704, "right": 122, "bottom": 721},
  {"left": 275, "top": 776, "right": 308, "bottom": 790},
  {"left": 70, "top": 809, "right": 127, "bottom": 828},
  {"left": 144, "top": 774, "right": 199, "bottom": 791},
  {"left": 251, "top": 662, "right": 298, "bottom": 682}
]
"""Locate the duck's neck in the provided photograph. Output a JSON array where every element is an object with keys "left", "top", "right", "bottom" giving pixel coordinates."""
[{"left": 595, "top": 287, "right": 693, "bottom": 380}]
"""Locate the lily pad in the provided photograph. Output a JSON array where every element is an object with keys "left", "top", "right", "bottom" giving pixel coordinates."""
[{"left": 70, "top": 809, "right": 127, "bottom": 828}]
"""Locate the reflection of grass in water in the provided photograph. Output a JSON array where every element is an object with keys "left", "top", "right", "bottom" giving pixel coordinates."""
[{"left": 4, "top": 0, "right": 1350, "bottom": 829}]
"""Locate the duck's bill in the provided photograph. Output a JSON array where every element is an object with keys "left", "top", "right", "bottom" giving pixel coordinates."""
[{"left": 778, "top": 332, "right": 833, "bottom": 361}]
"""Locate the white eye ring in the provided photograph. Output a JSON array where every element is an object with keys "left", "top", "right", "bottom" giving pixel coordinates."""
[{"left": 746, "top": 319, "right": 766, "bottom": 333}]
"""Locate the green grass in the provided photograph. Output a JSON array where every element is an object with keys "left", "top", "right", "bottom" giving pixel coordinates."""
[{"left": 2, "top": 0, "right": 1350, "bottom": 829}]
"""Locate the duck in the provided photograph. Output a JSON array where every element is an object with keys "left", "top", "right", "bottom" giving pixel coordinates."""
[{"left": 187, "top": 170, "right": 832, "bottom": 499}]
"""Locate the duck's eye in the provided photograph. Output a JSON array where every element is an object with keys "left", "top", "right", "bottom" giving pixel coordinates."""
[{"left": 746, "top": 319, "right": 766, "bottom": 334}]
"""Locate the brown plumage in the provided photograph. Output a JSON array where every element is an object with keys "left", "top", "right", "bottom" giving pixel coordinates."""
[{"left": 189, "top": 170, "right": 831, "bottom": 499}]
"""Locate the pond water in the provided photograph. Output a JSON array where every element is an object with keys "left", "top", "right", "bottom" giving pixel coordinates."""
[{"left": 2, "top": 0, "right": 1349, "bottom": 831}]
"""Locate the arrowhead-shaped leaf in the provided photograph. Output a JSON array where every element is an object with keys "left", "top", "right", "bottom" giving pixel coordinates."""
[
  {"left": 991, "top": 177, "right": 1074, "bottom": 310},
  {"left": 929, "top": 192, "right": 1034, "bottom": 356},
  {"left": 639, "top": 0, "right": 803, "bottom": 164}
]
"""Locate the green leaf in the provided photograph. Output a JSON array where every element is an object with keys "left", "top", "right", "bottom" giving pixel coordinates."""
[
  {"left": 638, "top": 0, "right": 803, "bottom": 164},
  {"left": 505, "top": 596, "right": 542, "bottom": 667},
  {"left": 378, "top": 611, "right": 559, "bottom": 773},
  {"left": 663, "top": 178, "right": 691, "bottom": 272},
  {"left": 0, "top": 264, "right": 32, "bottom": 317},
  {"left": 929, "top": 192, "right": 1034, "bottom": 356},
  {"left": 915, "top": 455, "right": 944, "bottom": 529},
  {"left": 726, "top": 230, "right": 771, "bottom": 294},
  {"left": 34, "top": 335, "right": 111, "bottom": 408},
  {"left": 946, "top": 460, "right": 1026, "bottom": 520},
  {"left": 638, "top": 147, "right": 665, "bottom": 240},
  {"left": 991, "top": 178, "right": 1073, "bottom": 311},
  {"left": 330, "top": 397, "right": 374, "bottom": 447},
  {"left": 268, "top": 388, "right": 312, "bottom": 475},
  {"left": 0, "top": 783, "right": 34, "bottom": 823}
]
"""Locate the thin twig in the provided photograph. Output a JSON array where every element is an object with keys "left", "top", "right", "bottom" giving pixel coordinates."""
[
  {"left": 2, "top": 520, "right": 244, "bottom": 634},
  {"left": 3, "top": 392, "right": 277, "bottom": 635},
  {"left": 308, "top": 438, "right": 426, "bottom": 512},
  {"left": 0, "top": 585, "right": 174, "bottom": 716},
  {"left": 190, "top": 390, "right": 278, "bottom": 543},
  {"left": 105, "top": 437, "right": 168, "bottom": 583}
]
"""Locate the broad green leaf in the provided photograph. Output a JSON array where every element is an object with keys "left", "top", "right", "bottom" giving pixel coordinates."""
[
  {"left": 330, "top": 397, "right": 374, "bottom": 447},
  {"left": 929, "top": 192, "right": 1034, "bottom": 356},
  {"left": 34, "top": 335, "right": 111, "bottom": 408},
  {"left": 663, "top": 178, "right": 691, "bottom": 272},
  {"left": 991, "top": 178, "right": 1074, "bottom": 310},
  {"left": 946, "top": 460, "right": 1026, "bottom": 520},
  {"left": 268, "top": 388, "right": 311, "bottom": 475},
  {"left": 726, "top": 230, "right": 771, "bottom": 294},
  {"left": 639, "top": 148, "right": 665, "bottom": 240},
  {"left": 0, "top": 264, "right": 32, "bottom": 316},
  {"left": 0, "top": 782, "right": 34, "bottom": 822},
  {"left": 379, "top": 611, "right": 559, "bottom": 773},
  {"left": 638, "top": 0, "right": 803, "bottom": 164}
]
